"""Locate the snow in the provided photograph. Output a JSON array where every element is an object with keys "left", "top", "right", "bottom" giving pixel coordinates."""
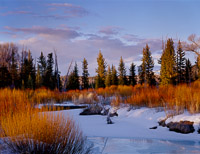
[
  {"left": 55, "top": 107, "right": 200, "bottom": 153},
  {"left": 57, "top": 107, "right": 200, "bottom": 141}
]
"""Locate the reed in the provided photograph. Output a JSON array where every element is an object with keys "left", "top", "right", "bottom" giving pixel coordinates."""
[{"left": 0, "top": 108, "right": 92, "bottom": 154}]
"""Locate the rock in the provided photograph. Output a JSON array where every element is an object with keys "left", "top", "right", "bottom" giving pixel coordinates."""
[
  {"left": 107, "top": 116, "right": 113, "bottom": 124},
  {"left": 149, "top": 126, "right": 157, "bottom": 129},
  {"left": 166, "top": 121, "right": 195, "bottom": 134},
  {"left": 158, "top": 119, "right": 166, "bottom": 127},
  {"left": 109, "top": 112, "right": 118, "bottom": 117},
  {"left": 198, "top": 128, "right": 200, "bottom": 134},
  {"left": 79, "top": 104, "right": 103, "bottom": 115}
]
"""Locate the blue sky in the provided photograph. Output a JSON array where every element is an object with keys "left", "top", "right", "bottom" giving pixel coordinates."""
[{"left": 0, "top": 0, "right": 199, "bottom": 75}]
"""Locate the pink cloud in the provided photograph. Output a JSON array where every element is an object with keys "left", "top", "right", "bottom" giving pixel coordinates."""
[
  {"left": 4, "top": 26, "right": 81, "bottom": 40},
  {"left": 99, "top": 26, "right": 122, "bottom": 35},
  {"left": 1, "top": 3, "right": 88, "bottom": 19},
  {"left": 48, "top": 3, "right": 89, "bottom": 17}
]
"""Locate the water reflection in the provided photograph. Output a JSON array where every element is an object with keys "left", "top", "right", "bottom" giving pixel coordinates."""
[{"left": 88, "top": 137, "right": 200, "bottom": 154}]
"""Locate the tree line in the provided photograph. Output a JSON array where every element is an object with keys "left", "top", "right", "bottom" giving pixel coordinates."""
[
  {"left": 0, "top": 43, "right": 61, "bottom": 90},
  {"left": 0, "top": 36, "right": 198, "bottom": 90},
  {"left": 95, "top": 38, "right": 194, "bottom": 88}
]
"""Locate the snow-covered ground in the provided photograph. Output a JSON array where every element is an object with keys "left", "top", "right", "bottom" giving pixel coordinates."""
[
  {"left": 58, "top": 107, "right": 200, "bottom": 153},
  {"left": 59, "top": 107, "right": 200, "bottom": 141}
]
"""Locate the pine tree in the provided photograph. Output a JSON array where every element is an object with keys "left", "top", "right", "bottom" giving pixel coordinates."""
[
  {"left": 73, "top": 62, "right": 80, "bottom": 89},
  {"left": 176, "top": 40, "right": 186, "bottom": 84},
  {"left": 129, "top": 62, "right": 136, "bottom": 86},
  {"left": 20, "top": 50, "right": 35, "bottom": 89},
  {"left": 10, "top": 47, "right": 19, "bottom": 88},
  {"left": 66, "top": 63, "right": 80, "bottom": 90},
  {"left": 118, "top": 56, "right": 127, "bottom": 85},
  {"left": 95, "top": 51, "right": 106, "bottom": 88},
  {"left": 138, "top": 65, "right": 144, "bottom": 85},
  {"left": 44, "top": 53, "right": 54, "bottom": 90},
  {"left": 20, "top": 50, "right": 26, "bottom": 89},
  {"left": 54, "top": 51, "right": 61, "bottom": 91},
  {"left": 185, "top": 59, "right": 192, "bottom": 84},
  {"left": 139, "top": 44, "right": 155, "bottom": 86},
  {"left": 37, "top": 52, "right": 46, "bottom": 86},
  {"left": 0, "top": 66, "right": 11, "bottom": 88},
  {"left": 27, "top": 50, "right": 36, "bottom": 89},
  {"left": 36, "top": 64, "right": 42, "bottom": 88},
  {"left": 82, "top": 58, "right": 89, "bottom": 89},
  {"left": 105, "top": 65, "right": 112, "bottom": 87},
  {"left": 27, "top": 74, "right": 33, "bottom": 89},
  {"left": 111, "top": 65, "right": 118, "bottom": 85},
  {"left": 160, "top": 39, "right": 176, "bottom": 85}
]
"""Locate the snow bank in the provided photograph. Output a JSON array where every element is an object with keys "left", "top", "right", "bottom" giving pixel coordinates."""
[{"left": 56, "top": 107, "right": 200, "bottom": 141}]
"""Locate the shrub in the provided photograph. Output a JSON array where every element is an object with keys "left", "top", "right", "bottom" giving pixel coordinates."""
[{"left": 0, "top": 109, "right": 92, "bottom": 154}]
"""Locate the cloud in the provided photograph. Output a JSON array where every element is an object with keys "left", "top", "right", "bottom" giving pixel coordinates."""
[
  {"left": 48, "top": 3, "right": 89, "bottom": 17},
  {"left": 122, "top": 34, "right": 144, "bottom": 42},
  {"left": 1, "top": 11, "right": 34, "bottom": 16},
  {"left": 4, "top": 26, "right": 81, "bottom": 40},
  {"left": 1, "top": 3, "right": 89, "bottom": 20},
  {"left": 99, "top": 26, "right": 122, "bottom": 35}
]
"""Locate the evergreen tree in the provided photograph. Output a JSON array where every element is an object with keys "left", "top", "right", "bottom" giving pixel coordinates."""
[
  {"left": 73, "top": 62, "right": 80, "bottom": 89},
  {"left": 118, "top": 56, "right": 127, "bottom": 85},
  {"left": 37, "top": 52, "right": 46, "bottom": 86},
  {"left": 44, "top": 53, "right": 54, "bottom": 90},
  {"left": 54, "top": 51, "right": 61, "bottom": 91},
  {"left": 129, "top": 62, "right": 136, "bottom": 86},
  {"left": 66, "top": 63, "right": 80, "bottom": 90},
  {"left": 111, "top": 65, "right": 118, "bottom": 85},
  {"left": 20, "top": 50, "right": 35, "bottom": 89},
  {"left": 138, "top": 65, "right": 144, "bottom": 85},
  {"left": 27, "top": 74, "right": 33, "bottom": 89},
  {"left": 95, "top": 51, "right": 106, "bottom": 88},
  {"left": 28, "top": 50, "right": 36, "bottom": 89},
  {"left": 176, "top": 40, "right": 186, "bottom": 84},
  {"left": 20, "top": 50, "right": 26, "bottom": 89},
  {"left": 36, "top": 64, "right": 42, "bottom": 88},
  {"left": 105, "top": 65, "right": 112, "bottom": 87},
  {"left": 0, "top": 66, "right": 11, "bottom": 88},
  {"left": 160, "top": 38, "right": 176, "bottom": 85},
  {"left": 10, "top": 47, "right": 19, "bottom": 88},
  {"left": 82, "top": 58, "right": 89, "bottom": 89},
  {"left": 139, "top": 44, "right": 155, "bottom": 86},
  {"left": 185, "top": 59, "right": 192, "bottom": 84}
]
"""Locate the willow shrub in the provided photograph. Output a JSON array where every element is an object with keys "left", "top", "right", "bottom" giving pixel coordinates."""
[{"left": 0, "top": 108, "right": 92, "bottom": 154}]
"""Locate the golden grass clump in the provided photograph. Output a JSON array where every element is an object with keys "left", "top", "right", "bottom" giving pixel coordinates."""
[
  {"left": 0, "top": 88, "right": 30, "bottom": 121},
  {"left": 126, "top": 86, "right": 162, "bottom": 107},
  {"left": 0, "top": 108, "right": 92, "bottom": 154},
  {"left": 0, "top": 88, "right": 73, "bottom": 120}
]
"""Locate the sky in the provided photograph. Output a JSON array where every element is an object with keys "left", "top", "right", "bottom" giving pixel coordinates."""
[{"left": 0, "top": 0, "right": 200, "bottom": 76}]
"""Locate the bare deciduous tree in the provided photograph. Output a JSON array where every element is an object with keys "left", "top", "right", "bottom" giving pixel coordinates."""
[
  {"left": 0, "top": 43, "right": 19, "bottom": 68},
  {"left": 183, "top": 34, "right": 200, "bottom": 78}
]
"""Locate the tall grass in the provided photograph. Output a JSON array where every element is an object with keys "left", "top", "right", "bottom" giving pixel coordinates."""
[
  {"left": 0, "top": 88, "right": 72, "bottom": 120},
  {"left": 0, "top": 108, "right": 92, "bottom": 154},
  {"left": 0, "top": 88, "right": 92, "bottom": 153},
  {"left": 94, "top": 81, "right": 200, "bottom": 114},
  {"left": 128, "top": 82, "right": 200, "bottom": 113}
]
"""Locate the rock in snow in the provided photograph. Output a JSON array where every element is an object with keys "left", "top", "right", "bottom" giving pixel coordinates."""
[
  {"left": 79, "top": 104, "right": 103, "bottom": 115},
  {"left": 149, "top": 126, "right": 157, "bottom": 129},
  {"left": 158, "top": 119, "right": 166, "bottom": 127},
  {"left": 166, "top": 121, "right": 195, "bottom": 134}
]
